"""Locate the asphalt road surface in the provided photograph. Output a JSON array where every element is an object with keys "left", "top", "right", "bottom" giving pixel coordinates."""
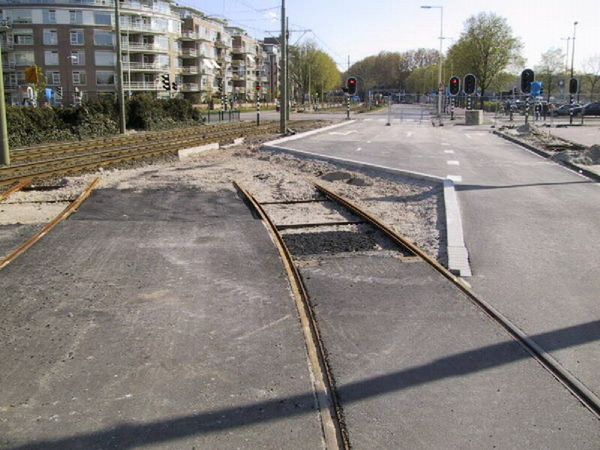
[{"left": 277, "top": 104, "right": 600, "bottom": 401}]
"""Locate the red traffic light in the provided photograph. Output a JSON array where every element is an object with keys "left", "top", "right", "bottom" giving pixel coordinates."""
[
  {"left": 451, "top": 78, "right": 458, "bottom": 84},
  {"left": 349, "top": 79, "right": 356, "bottom": 84},
  {"left": 255, "top": 84, "right": 261, "bottom": 91}
]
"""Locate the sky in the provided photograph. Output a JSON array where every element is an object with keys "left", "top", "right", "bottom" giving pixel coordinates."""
[{"left": 181, "top": 0, "right": 599, "bottom": 73}]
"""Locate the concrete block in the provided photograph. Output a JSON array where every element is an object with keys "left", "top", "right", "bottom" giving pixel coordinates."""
[
  {"left": 465, "top": 110, "right": 483, "bottom": 125},
  {"left": 178, "top": 142, "right": 219, "bottom": 160}
]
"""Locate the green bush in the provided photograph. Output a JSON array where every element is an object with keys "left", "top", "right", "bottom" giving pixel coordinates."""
[{"left": 7, "top": 95, "right": 203, "bottom": 148}]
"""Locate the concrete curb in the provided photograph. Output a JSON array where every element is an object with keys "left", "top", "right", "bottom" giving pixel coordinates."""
[
  {"left": 493, "top": 130, "right": 600, "bottom": 183},
  {"left": 260, "top": 141, "right": 472, "bottom": 277},
  {"left": 267, "top": 120, "right": 356, "bottom": 146}
]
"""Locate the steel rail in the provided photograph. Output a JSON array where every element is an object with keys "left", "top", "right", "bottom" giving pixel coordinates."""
[
  {"left": 311, "top": 180, "right": 600, "bottom": 420},
  {"left": 0, "top": 123, "right": 288, "bottom": 187},
  {"left": 0, "top": 177, "right": 101, "bottom": 270},
  {"left": 10, "top": 122, "right": 278, "bottom": 164},
  {"left": 0, "top": 178, "right": 31, "bottom": 201},
  {"left": 234, "top": 180, "right": 349, "bottom": 450}
]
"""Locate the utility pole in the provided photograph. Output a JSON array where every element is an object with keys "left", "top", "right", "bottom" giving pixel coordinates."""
[
  {"left": 114, "top": 0, "right": 126, "bottom": 134},
  {"left": 0, "top": 42, "right": 9, "bottom": 165},
  {"left": 279, "top": 0, "right": 287, "bottom": 134}
]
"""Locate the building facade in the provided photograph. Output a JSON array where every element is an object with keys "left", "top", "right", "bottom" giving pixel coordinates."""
[{"left": 0, "top": 0, "right": 278, "bottom": 106}]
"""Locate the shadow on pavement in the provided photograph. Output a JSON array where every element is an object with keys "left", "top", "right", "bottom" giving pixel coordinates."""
[
  {"left": 7, "top": 319, "right": 600, "bottom": 450},
  {"left": 456, "top": 180, "right": 594, "bottom": 191}
]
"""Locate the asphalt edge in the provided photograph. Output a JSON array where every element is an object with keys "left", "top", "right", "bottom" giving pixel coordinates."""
[
  {"left": 260, "top": 139, "right": 472, "bottom": 277},
  {"left": 266, "top": 120, "right": 356, "bottom": 146},
  {"left": 492, "top": 130, "right": 600, "bottom": 182}
]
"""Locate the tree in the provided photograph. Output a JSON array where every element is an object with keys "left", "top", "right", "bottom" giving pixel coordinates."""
[
  {"left": 582, "top": 54, "right": 600, "bottom": 99},
  {"left": 535, "top": 47, "right": 565, "bottom": 101},
  {"left": 446, "top": 12, "right": 523, "bottom": 107},
  {"left": 288, "top": 40, "right": 341, "bottom": 104}
]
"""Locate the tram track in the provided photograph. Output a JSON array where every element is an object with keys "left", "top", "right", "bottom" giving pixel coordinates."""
[
  {"left": 235, "top": 178, "right": 600, "bottom": 448},
  {"left": 1, "top": 121, "right": 316, "bottom": 187}
]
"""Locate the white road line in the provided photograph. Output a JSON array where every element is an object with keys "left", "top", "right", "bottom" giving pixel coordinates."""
[
  {"left": 447, "top": 175, "right": 463, "bottom": 182},
  {"left": 406, "top": 132, "right": 413, "bottom": 137},
  {"left": 329, "top": 130, "right": 358, "bottom": 136},
  {"left": 378, "top": 118, "right": 386, "bottom": 122},
  {"left": 447, "top": 160, "right": 460, "bottom": 165},
  {"left": 465, "top": 134, "right": 473, "bottom": 139},
  {"left": 366, "top": 141, "right": 372, "bottom": 144},
  {"left": 356, "top": 148, "right": 362, "bottom": 152},
  {"left": 444, "top": 150, "right": 455, "bottom": 154},
  {"left": 441, "top": 142, "right": 450, "bottom": 146}
]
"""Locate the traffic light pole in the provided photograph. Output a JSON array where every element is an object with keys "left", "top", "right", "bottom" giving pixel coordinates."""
[
  {"left": 256, "top": 90, "right": 260, "bottom": 127},
  {"left": 279, "top": 0, "right": 287, "bottom": 134},
  {"left": 114, "top": 0, "right": 126, "bottom": 134},
  {"left": 0, "top": 43, "right": 9, "bottom": 166}
]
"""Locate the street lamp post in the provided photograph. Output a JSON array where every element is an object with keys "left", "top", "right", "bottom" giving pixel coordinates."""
[
  {"left": 421, "top": 5, "right": 443, "bottom": 122},
  {"left": 570, "top": 21, "right": 578, "bottom": 79}
]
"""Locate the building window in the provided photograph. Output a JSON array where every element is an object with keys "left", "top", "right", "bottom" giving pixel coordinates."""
[
  {"left": 93, "top": 30, "right": 114, "bottom": 46},
  {"left": 13, "top": 29, "right": 33, "bottom": 45},
  {"left": 94, "top": 12, "right": 112, "bottom": 25},
  {"left": 44, "top": 50, "right": 59, "bottom": 65},
  {"left": 73, "top": 71, "right": 86, "bottom": 85},
  {"left": 43, "top": 29, "right": 58, "bottom": 45},
  {"left": 46, "top": 71, "right": 60, "bottom": 85},
  {"left": 71, "top": 50, "right": 85, "bottom": 65},
  {"left": 14, "top": 51, "right": 34, "bottom": 66},
  {"left": 95, "top": 51, "right": 116, "bottom": 66},
  {"left": 70, "top": 29, "right": 84, "bottom": 45},
  {"left": 69, "top": 10, "right": 83, "bottom": 25},
  {"left": 43, "top": 10, "right": 57, "bottom": 24},
  {"left": 96, "top": 70, "right": 115, "bottom": 85}
]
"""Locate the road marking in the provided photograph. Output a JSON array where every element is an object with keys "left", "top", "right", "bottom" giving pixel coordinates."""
[
  {"left": 356, "top": 147, "right": 362, "bottom": 152},
  {"left": 447, "top": 175, "right": 463, "bottom": 182},
  {"left": 329, "top": 130, "right": 357, "bottom": 136},
  {"left": 378, "top": 118, "right": 386, "bottom": 122},
  {"left": 406, "top": 132, "right": 413, "bottom": 137},
  {"left": 441, "top": 142, "right": 450, "bottom": 146},
  {"left": 366, "top": 141, "right": 372, "bottom": 144},
  {"left": 444, "top": 150, "right": 455, "bottom": 154},
  {"left": 447, "top": 160, "right": 460, "bottom": 165},
  {"left": 465, "top": 134, "right": 473, "bottom": 139},
  {"left": 364, "top": 118, "right": 373, "bottom": 121}
]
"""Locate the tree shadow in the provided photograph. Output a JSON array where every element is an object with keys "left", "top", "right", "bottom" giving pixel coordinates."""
[{"left": 7, "top": 319, "right": 600, "bottom": 450}]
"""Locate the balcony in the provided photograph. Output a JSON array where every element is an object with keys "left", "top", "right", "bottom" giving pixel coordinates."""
[
  {"left": 122, "top": 42, "right": 168, "bottom": 53},
  {"left": 2, "top": 62, "right": 16, "bottom": 71},
  {"left": 119, "top": 22, "right": 168, "bottom": 34},
  {"left": 214, "top": 40, "right": 229, "bottom": 49},
  {"left": 180, "top": 31, "right": 198, "bottom": 41},
  {"left": 181, "top": 83, "right": 199, "bottom": 92},
  {"left": 123, "top": 62, "right": 170, "bottom": 71},
  {"left": 123, "top": 81, "right": 161, "bottom": 91},
  {"left": 181, "top": 48, "right": 198, "bottom": 57},
  {"left": 0, "top": 40, "right": 14, "bottom": 50},
  {"left": 181, "top": 66, "right": 200, "bottom": 74}
]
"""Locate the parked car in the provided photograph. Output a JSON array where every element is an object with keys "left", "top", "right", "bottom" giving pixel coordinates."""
[
  {"left": 551, "top": 104, "right": 580, "bottom": 116},
  {"left": 571, "top": 102, "right": 600, "bottom": 116}
]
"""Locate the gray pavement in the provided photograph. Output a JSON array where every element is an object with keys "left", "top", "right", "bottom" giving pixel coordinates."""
[
  {"left": 276, "top": 104, "right": 600, "bottom": 402},
  {"left": 301, "top": 255, "right": 600, "bottom": 448},
  {"left": 0, "top": 188, "right": 324, "bottom": 449},
  {"left": 546, "top": 125, "right": 600, "bottom": 147}
]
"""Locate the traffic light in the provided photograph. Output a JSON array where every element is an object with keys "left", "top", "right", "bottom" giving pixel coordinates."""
[
  {"left": 464, "top": 74, "right": 477, "bottom": 95},
  {"left": 347, "top": 77, "right": 357, "bottom": 96},
  {"left": 569, "top": 77, "right": 579, "bottom": 95},
  {"left": 56, "top": 86, "right": 63, "bottom": 97},
  {"left": 171, "top": 82, "right": 178, "bottom": 91},
  {"left": 449, "top": 76, "right": 460, "bottom": 96},
  {"left": 255, "top": 83, "right": 261, "bottom": 91},
  {"left": 218, "top": 82, "right": 223, "bottom": 93},
  {"left": 161, "top": 74, "right": 171, "bottom": 91},
  {"left": 520, "top": 69, "right": 534, "bottom": 94}
]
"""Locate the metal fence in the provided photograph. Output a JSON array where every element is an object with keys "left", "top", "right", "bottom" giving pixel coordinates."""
[{"left": 201, "top": 110, "right": 240, "bottom": 124}]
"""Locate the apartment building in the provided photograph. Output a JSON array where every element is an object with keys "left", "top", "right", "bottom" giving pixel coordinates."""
[{"left": 0, "top": 0, "right": 278, "bottom": 106}]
